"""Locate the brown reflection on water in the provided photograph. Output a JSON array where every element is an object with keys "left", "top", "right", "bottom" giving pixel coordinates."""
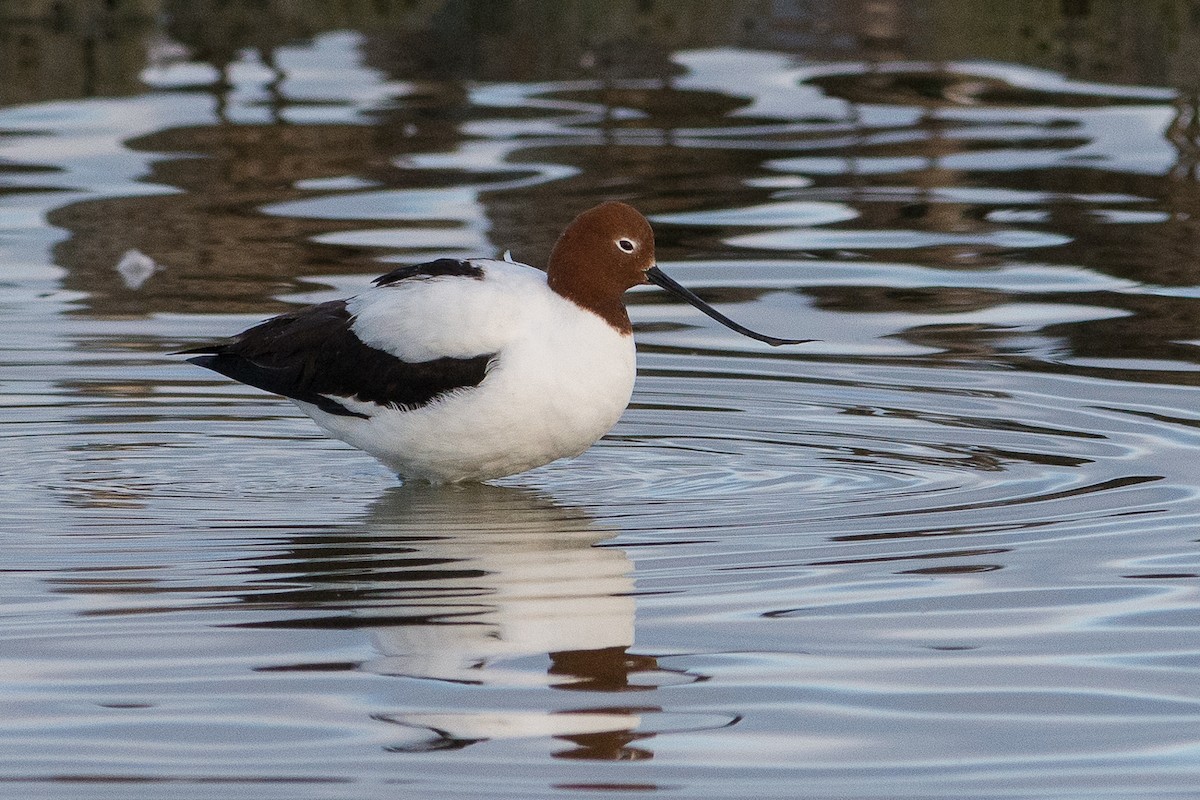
[
  {"left": 49, "top": 122, "right": 400, "bottom": 316},
  {"left": 770, "top": 59, "right": 1200, "bottom": 372},
  {"left": 40, "top": 53, "right": 784, "bottom": 319},
  {"left": 9, "top": 0, "right": 1200, "bottom": 370},
  {"left": 9, "top": 1, "right": 1200, "bottom": 101},
  {"left": 0, "top": 1, "right": 155, "bottom": 106}
]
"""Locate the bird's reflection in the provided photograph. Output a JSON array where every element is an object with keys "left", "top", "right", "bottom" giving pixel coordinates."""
[
  {"left": 351, "top": 483, "right": 646, "bottom": 688},
  {"left": 248, "top": 483, "right": 713, "bottom": 759}
]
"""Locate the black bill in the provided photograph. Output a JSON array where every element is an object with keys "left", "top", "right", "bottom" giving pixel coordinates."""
[{"left": 645, "top": 266, "right": 811, "bottom": 347}]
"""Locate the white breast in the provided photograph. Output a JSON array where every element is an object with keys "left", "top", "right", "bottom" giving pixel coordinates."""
[{"left": 303, "top": 260, "right": 637, "bottom": 482}]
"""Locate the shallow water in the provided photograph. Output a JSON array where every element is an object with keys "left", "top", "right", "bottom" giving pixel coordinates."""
[{"left": 3, "top": 3, "right": 1200, "bottom": 798}]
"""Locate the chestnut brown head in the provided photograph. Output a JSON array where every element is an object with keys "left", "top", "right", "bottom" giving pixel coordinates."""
[
  {"left": 548, "top": 201, "right": 809, "bottom": 346},
  {"left": 547, "top": 202, "right": 656, "bottom": 333}
]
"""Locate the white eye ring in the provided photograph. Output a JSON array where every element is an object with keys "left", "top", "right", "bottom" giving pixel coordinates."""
[{"left": 616, "top": 238, "right": 636, "bottom": 253}]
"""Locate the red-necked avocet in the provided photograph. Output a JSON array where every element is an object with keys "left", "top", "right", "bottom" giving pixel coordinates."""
[{"left": 180, "top": 201, "right": 807, "bottom": 482}]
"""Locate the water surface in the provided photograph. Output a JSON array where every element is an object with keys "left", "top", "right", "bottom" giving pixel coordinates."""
[{"left": 3, "top": 3, "right": 1200, "bottom": 798}]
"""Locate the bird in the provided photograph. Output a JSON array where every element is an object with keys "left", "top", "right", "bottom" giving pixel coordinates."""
[{"left": 179, "top": 201, "right": 807, "bottom": 482}]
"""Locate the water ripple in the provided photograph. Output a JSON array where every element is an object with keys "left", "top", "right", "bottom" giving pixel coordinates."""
[{"left": 4, "top": 15, "right": 1200, "bottom": 799}]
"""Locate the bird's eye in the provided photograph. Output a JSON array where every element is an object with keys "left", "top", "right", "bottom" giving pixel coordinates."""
[{"left": 616, "top": 238, "right": 636, "bottom": 253}]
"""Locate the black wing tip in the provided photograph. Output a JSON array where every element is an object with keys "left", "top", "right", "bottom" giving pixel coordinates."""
[
  {"left": 183, "top": 353, "right": 219, "bottom": 367},
  {"left": 182, "top": 352, "right": 242, "bottom": 380},
  {"left": 181, "top": 352, "right": 370, "bottom": 419}
]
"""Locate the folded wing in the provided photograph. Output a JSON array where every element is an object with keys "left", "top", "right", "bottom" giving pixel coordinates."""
[{"left": 181, "top": 295, "right": 494, "bottom": 419}]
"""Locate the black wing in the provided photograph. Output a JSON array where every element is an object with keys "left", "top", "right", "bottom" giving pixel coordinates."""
[
  {"left": 372, "top": 258, "right": 485, "bottom": 287},
  {"left": 179, "top": 300, "right": 493, "bottom": 419}
]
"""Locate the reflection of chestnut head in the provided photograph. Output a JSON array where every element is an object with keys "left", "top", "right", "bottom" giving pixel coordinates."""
[{"left": 549, "top": 646, "right": 665, "bottom": 692}]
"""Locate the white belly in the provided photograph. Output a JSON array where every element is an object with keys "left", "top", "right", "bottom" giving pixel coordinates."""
[{"left": 300, "top": 311, "right": 636, "bottom": 482}]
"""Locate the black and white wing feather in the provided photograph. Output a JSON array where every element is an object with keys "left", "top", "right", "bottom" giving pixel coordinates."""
[{"left": 180, "top": 262, "right": 496, "bottom": 418}]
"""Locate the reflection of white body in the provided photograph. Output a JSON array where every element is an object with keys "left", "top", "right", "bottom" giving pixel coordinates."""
[
  {"left": 357, "top": 485, "right": 641, "bottom": 745},
  {"left": 363, "top": 529, "right": 636, "bottom": 685},
  {"left": 387, "top": 710, "right": 644, "bottom": 744},
  {"left": 358, "top": 485, "right": 636, "bottom": 685}
]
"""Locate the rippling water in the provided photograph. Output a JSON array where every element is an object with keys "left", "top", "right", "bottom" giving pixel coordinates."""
[{"left": 4, "top": 4, "right": 1200, "bottom": 798}]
